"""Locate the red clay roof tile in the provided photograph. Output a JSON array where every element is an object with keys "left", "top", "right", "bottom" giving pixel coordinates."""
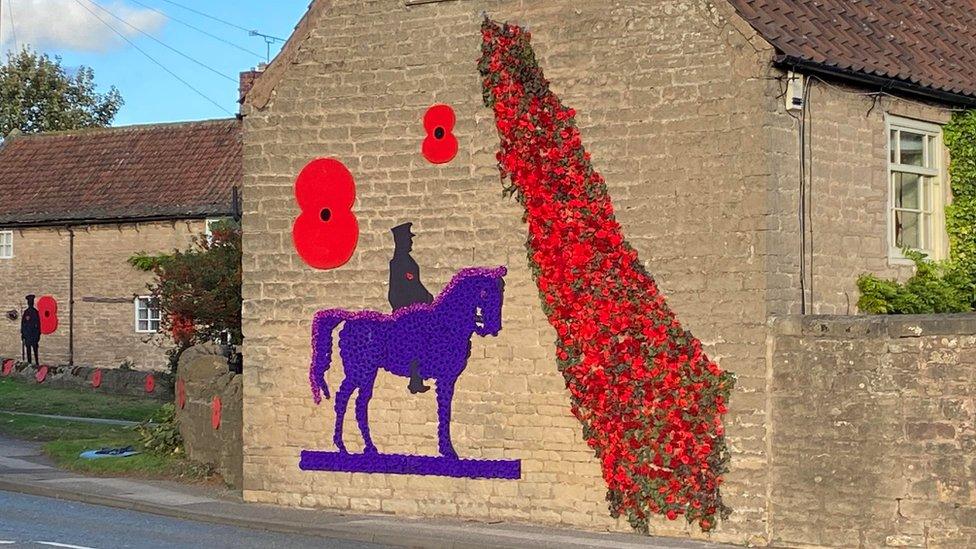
[
  {"left": 727, "top": 0, "right": 976, "bottom": 103},
  {"left": 0, "top": 118, "right": 241, "bottom": 226}
]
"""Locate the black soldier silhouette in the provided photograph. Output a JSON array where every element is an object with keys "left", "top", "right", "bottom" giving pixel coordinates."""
[
  {"left": 21, "top": 294, "right": 41, "bottom": 365},
  {"left": 388, "top": 222, "right": 433, "bottom": 394}
]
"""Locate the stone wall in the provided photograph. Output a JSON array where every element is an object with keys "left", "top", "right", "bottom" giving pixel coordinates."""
[
  {"left": 241, "top": 0, "right": 774, "bottom": 544},
  {"left": 0, "top": 359, "right": 172, "bottom": 400},
  {"left": 0, "top": 220, "right": 206, "bottom": 371},
  {"left": 767, "top": 314, "right": 976, "bottom": 547},
  {"left": 175, "top": 346, "right": 243, "bottom": 488}
]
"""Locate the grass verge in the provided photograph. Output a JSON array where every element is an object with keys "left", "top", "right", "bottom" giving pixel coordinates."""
[
  {"left": 44, "top": 438, "right": 214, "bottom": 481},
  {"left": 0, "top": 411, "right": 132, "bottom": 441},
  {"left": 0, "top": 377, "right": 163, "bottom": 421},
  {"left": 0, "top": 412, "right": 214, "bottom": 483}
]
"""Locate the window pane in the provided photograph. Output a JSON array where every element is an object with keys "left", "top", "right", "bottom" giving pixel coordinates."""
[
  {"left": 890, "top": 129, "right": 898, "bottom": 163},
  {"left": 895, "top": 210, "right": 921, "bottom": 249},
  {"left": 900, "top": 132, "right": 925, "bottom": 166},
  {"left": 894, "top": 172, "right": 921, "bottom": 209},
  {"left": 138, "top": 320, "right": 149, "bottom": 331}
]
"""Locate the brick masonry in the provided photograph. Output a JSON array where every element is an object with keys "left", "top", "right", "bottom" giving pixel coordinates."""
[
  {"left": 767, "top": 314, "right": 976, "bottom": 548},
  {"left": 238, "top": 0, "right": 966, "bottom": 546},
  {"left": 0, "top": 221, "right": 207, "bottom": 371}
]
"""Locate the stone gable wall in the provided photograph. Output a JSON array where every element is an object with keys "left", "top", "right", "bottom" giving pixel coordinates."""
[{"left": 241, "top": 0, "right": 774, "bottom": 544}]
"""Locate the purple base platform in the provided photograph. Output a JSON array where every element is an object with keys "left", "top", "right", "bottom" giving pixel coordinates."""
[{"left": 300, "top": 450, "right": 521, "bottom": 480}]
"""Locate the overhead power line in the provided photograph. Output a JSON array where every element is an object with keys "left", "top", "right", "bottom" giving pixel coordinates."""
[
  {"left": 69, "top": 0, "right": 233, "bottom": 115},
  {"left": 156, "top": 0, "right": 284, "bottom": 41},
  {"left": 4, "top": 0, "right": 19, "bottom": 51},
  {"left": 81, "top": 0, "right": 237, "bottom": 84},
  {"left": 125, "top": 0, "right": 265, "bottom": 59}
]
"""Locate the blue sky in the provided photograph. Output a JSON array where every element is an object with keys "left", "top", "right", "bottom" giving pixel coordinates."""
[{"left": 0, "top": 0, "right": 309, "bottom": 125}]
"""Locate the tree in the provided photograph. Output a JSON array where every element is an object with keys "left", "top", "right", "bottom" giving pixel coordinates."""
[
  {"left": 129, "top": 221, "right": 242, "bottom": 373},
  {"left": 0, "top": 46, "right": 123, "bottom": 137}
]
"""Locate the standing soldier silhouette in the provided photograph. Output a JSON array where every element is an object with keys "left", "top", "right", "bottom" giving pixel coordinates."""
[
  {"left": 388, "top": 222, "right": 433, "bottom": 394},
  {"left": 21, "top": 294, "right": 41, "bottom": 365}
]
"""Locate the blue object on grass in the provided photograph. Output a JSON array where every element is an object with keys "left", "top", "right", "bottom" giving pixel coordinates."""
[{"left": 79, "top": 446, "right": 140, "bottom": 460}]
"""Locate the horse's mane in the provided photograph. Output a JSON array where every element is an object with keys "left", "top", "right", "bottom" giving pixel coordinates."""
[{"left": 313, "top": 266, "right": 507, "bottom": 323}]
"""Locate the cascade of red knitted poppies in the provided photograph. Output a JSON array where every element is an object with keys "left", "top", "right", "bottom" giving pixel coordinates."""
[{"left": 479, "top": 19, "right": 734, "bottom": 532}]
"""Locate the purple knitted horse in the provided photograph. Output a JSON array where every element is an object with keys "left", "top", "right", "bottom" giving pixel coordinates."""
[{"left": 309, "top": 266, "right": 506, "bottom": 460}]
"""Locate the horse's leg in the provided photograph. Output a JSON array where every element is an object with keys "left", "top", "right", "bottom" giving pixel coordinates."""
[
  {"left": 354, "top": 372, "right": 379, "bottom": 454},
  {"left": 333, "top": 378, "right": 356, "bottom": 453},
  {"left": 435, "top": 378, "right": 458, "bottom": 459}
]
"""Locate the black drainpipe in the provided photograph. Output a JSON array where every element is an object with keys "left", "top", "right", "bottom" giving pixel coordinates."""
[{"left": 68, "top": 226, "right": 75, "bottom": 366}]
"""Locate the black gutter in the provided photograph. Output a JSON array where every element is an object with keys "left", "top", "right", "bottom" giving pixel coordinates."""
[{"left": 775, "top": 55, "right": 976, "bottom": 108}]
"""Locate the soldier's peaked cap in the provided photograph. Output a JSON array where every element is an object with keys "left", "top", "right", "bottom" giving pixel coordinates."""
[{"left": 391, "top": 222, "right": 415, "bottom": 238}]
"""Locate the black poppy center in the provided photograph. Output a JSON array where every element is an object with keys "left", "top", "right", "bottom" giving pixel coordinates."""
[
  {"left": 320, "top": 208, "right": 332, "bottom": 222},
  {"left": 434, "top": 127, "right": 445, "bottom": 139}
]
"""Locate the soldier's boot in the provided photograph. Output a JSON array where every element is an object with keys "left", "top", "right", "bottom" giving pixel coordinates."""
[{"left": 408, "top": 361, "right": 430, "bottom": 394}]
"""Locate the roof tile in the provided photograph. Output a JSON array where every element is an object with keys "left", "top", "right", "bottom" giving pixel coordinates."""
[
  {"left": 727, "top": 0, "right": 976, "bottom": 102},
  {"left": 0, "top": 119, "right": 241, "bottom": 226}
]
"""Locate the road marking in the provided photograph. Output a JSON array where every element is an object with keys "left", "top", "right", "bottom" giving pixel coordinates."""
[
  {"left": 36, "top": 542, "right": 98, "bottom": 549},
  {"left": 0, "top": 541, "right": 17, "bottom": 545}
]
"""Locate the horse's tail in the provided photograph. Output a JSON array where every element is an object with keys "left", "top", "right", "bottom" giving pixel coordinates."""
[{"left": 310, "top": 309, "right": 346, "bottom": 405}]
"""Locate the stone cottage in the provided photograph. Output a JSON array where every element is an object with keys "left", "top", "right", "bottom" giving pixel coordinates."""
[
  {"left": 0, "top": 119, "right": 241, "bottom": 371},
  {"left": 240, "top": 1, "right": 976, "bottom": 546}
]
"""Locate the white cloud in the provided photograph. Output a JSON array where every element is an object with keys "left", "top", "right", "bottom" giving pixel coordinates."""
[{"left": 1, "top": 0, "right": 166, "bottom": 53}]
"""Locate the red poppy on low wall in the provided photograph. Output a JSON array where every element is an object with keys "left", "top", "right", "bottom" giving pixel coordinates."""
[
  {"left": 145, "top": 374, "right": 155, "bottom": 394},
  {"left": 91, "top": 369, "right": 102, "bottom": 388},
  {"left": 35, "top": 366, "right": 48, "bottom": 383},
  {"left": 211, "top": 396, "right": 222, "bottom": 430},
  {"left": 176, "top": 378, "right": 186, "bottom": 409}
]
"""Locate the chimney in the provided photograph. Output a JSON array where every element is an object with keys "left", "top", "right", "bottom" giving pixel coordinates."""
[{"left": 238, "top": 64, "right": 267, "bottom": 104}]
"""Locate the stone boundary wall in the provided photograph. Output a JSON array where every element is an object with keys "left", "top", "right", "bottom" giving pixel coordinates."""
[
  {"left": 767, "top": 314, "right": 976, "bottom": 548},
  {"left": 175, "top": 346, "right": 243, "bottom": 488},
  {"left": 0, "top": 358, "right": 172, "bottom": 400}
]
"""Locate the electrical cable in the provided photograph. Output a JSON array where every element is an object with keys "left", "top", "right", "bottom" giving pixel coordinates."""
[
  {"left": 81, "top": 0, "right": 237, "bottom": 84},
  {"left": 805, "top": 79, "right": 814, "bottom": 311},
  {"left": 125, "top": 0, "right": 265, "bottom": 59},
  {"left": 6, "top": 0, "right": 18, "bottom": 51},
  {"left": 156, "top": 0, "right": 284, "bottom": 41},
  {"left": 798, "top": 77, "right": 807, "bottom": 315},
  {"left": 70, "top": 0, "right": 233, "bottom": 115}
]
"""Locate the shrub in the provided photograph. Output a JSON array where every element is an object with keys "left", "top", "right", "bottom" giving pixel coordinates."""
[
  {"left": 857, "top": 250, "right": 972, "bottom": 314},
  {"left": 135, "top": 403, "right": 183, "bottom": 456},
  {"left": 129, "top": 220, "right": 242, "bottom": 373}
]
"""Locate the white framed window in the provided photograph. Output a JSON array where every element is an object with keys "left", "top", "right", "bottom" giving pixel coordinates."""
[
  {"left": 134, "top": 296, "right": 161, "bottom": 333},
  {"left": 887, "top": 116, "right": 947, "bottom": 261},
  {"left": 205, "top": 218, "right": 225, "bottom": 238},
  {"left": 0, "top": 231, "right": 12, "bottom": 259}
]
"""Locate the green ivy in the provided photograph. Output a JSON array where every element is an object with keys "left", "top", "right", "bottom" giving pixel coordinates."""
[{"left": 858, "top": 110, "right": 976, "bottom": 314}]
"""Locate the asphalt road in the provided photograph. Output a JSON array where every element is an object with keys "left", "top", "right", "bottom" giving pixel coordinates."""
[{"left": 0, "top": 490, "right": 388, "bottom": 549}]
